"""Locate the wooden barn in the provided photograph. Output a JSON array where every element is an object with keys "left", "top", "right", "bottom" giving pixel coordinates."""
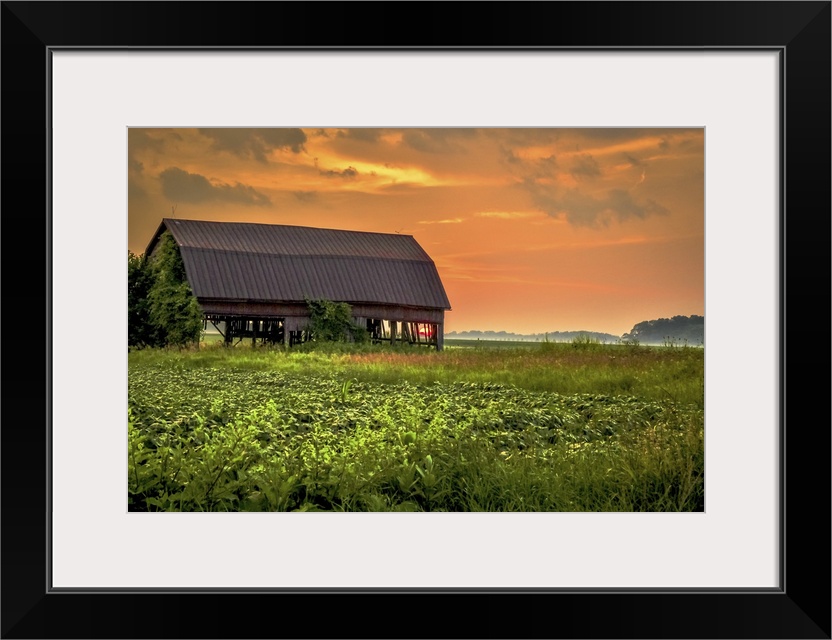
[{"left": 144, "top": 218, "right": 452, "bottom": 349}]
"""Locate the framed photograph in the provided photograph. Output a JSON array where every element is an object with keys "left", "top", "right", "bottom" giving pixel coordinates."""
[{"left": 3, "top": 2, "right": 829, "bottom": 638}]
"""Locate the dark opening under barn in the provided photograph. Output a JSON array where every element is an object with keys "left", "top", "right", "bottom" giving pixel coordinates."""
[{"left": 144, "top": 218, "right": 452, "bottom": 349}]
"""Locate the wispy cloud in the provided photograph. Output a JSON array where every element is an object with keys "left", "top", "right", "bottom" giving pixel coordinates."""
[
  {"left": 475, "top": 211, "right": 543, "bottom": 220},
  {"left": 418, "top": 218, "right": 465, "bottom": 225},
  {"left": 521, "top": 181, "right": 669, "bottom": 227},
  {"left": 320, "top": 166, "right": 358, "bottom": 179},
  {"left": 292, "top": 190, "right": 318, "bottom": 202}
]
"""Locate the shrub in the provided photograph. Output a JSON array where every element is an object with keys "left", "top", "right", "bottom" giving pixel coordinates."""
[
  {"left": 306, "top": 298, "right": 369, "bottom": 344},
  {"left": 571, "top": 334, "right": 602, "bottom": 350}
]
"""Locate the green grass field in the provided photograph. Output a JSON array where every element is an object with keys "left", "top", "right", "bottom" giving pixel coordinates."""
[{"left": 128, "top": 339, "right": 704, "bottom": 512}]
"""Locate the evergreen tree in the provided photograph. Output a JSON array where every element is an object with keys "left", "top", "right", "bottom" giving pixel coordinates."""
[
  {"left": 147, "top": 231, "right": 203, "bottom": 347},
  {"left": 128, "top": 231, "right": 203, "bottom": 349},
  {"left": 128, "top": 251, "right": 159, "bottom": 348}
]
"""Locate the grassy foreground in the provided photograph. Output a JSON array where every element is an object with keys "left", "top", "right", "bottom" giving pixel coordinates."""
[{"left": 128, "top": 340, "right": 704, "bottom": 512}]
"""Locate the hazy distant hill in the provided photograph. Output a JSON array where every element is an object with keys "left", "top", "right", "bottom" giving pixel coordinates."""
[
  {"left": 448, "top": 315, "right": 704, "bottom": 346},
  {"left": 621, "top": 315, "right": 704, "bottom": 346},
  {"left": 445, "top": 329, "right": 620, "bottom": 343}
]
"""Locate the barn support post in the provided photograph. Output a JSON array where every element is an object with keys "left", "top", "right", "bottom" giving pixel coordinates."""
[
  {"left": 207, "top": 316, "right": 227, "bottom": 341},
  {"left": 366, "top": 318, "right": 378, "bottom": 342},
  {"left": 200, "top": 309, "right": 446, "bottom": 349}
]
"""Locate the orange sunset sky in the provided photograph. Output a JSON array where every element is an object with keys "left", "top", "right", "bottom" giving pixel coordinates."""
[{"left": 128, "top": 127, "right": 704, "bottom": 337}]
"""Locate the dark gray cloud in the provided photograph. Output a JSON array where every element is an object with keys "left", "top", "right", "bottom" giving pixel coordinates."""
[
  {"left": 501, "top": 142, "right": 668, "bottom": 226},
  {"left": 603, "top": 189, "right": 669, "bottom": 221},
  {"left": 293, "top": 190, "right": 318, "bottom": 202},
  {"left": 623, "top": 153, "right": 642, "bottom": 167},
  {"left": 320, "top": 166, "right": 358, "bottom": 179},
  {"left": 576, "top": 128, "right": 696, "bottom": 143},
  {"left": 127, "top": 130, "right": 157, "bottom": 209},
  {"left": 484, "top": 128, "right": 563, "bottom": 147},
  {"left": 129, "top": 157, "right": 144, "bottom": 174},
  {"left": 128, "top": 129, "right": 165, "bottom": 175},
  {"left": 577, "top": 128, "right": 655, "bottom": 141},
  {"left": 522, "top": 181, "right": 669, "bottom": 227},
  {"left": 675, "top": 136, "right": 702, "bottom": 151},
  {"left": 401, "top": 128, "right": 478, "bottom": 153},
  {"left": 531, "top": 154, "right": 557, "bottom": 179},
  {"left": 501, "top": 150, "right": 557, "bottom": 177},
  {"left": 129, "top": 129, "right": 165, "bottom": 153},
  {"left": 338, "top": 128, "right": 384, "bottom": 142},
  {"left": 499, "top": 147, "right": 522, "bottom": 165},
  {"left": 570, "top": 154, "right": 601, "bottom": 179},
  {"left": 198, "top": 128, "right": 307, "bottom": 162},
  {"left": 159, "top": 167, "right": 271, "bottom": 206}
]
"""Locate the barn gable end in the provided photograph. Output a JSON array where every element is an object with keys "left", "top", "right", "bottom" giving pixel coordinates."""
[{"left": 144, "top": 218, "right": 451, "bottom": 349}]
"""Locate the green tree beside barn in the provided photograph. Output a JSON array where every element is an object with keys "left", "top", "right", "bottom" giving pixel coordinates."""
[{"left": 128, "top": 231, "right": 203, "bottom": 349}]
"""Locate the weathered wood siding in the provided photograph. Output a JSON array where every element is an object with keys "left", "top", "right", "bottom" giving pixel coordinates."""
[{"left": 199, "top": 299, "right": 444, "bottom": 324}]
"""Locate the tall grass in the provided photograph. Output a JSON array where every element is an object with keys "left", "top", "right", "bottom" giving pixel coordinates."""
[{"left": 129, "top": 339, "right": 704, "bottom": 407}]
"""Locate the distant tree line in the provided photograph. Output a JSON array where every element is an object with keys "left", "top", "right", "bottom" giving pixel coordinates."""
[
  {"left": 621, "top": 315, "right": 704, "bottom": 345},
  {"left": 128, "top": 231, "right": 203, "bottom": 349},
  {"left": 445, "top": 329, "right": 619, "bottom": 343},
  {"left": 448, "top": 315, "right": 704, "bottom": 346}
]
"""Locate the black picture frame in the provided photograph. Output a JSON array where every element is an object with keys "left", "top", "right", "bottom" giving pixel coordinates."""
[{"left": 2, "top": 2, "right": 829, "bottom": 638}]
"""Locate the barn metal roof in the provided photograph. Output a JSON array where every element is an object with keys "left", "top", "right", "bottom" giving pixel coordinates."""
[{"left": 146, "top": 218, "right": 451, "bottom": 310}]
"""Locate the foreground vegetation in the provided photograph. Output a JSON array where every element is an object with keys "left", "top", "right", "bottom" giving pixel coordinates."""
[{"left": 128, "top": 340, "right": 704, "bottom": 512}]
